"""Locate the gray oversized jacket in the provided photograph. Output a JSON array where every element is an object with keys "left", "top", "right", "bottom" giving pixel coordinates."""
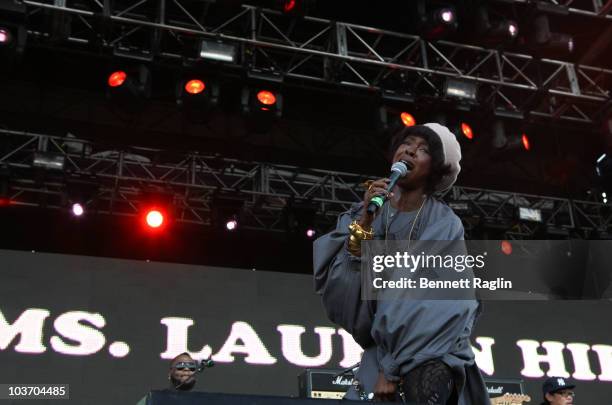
[{"left": 313, "top": 198, "right": 490, "bottom": 404}]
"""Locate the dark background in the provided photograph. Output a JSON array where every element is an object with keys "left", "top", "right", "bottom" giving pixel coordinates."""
[{"left": 0, "top": 249, "right": 611, "bottom": 404}]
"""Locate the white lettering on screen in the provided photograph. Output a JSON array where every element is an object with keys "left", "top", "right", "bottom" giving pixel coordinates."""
[
  {"left": 212, "top": 321, "right": 277, "bottom": 365},
  {"left": 50, "top": 311, "right": 106, "bottom": 355},
  {"left": 0, "top": 308, "right": 49, "bottom": 354},
  {"left": 472, "top": 337, "right": 495, "bottom": 376},
  {"left": 1, "top": 308, "right": 612, "bottom": 384},
  {"left": 276, "top": 325, "right": 335, "bottom": 367}
]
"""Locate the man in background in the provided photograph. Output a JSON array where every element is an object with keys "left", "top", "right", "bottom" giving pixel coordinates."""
[
  {"left": 168, "top": 352, "right": 198, "bottom": 391},
  {"left": 136, "top": 353, "right": 198, "bottom": 404},
  {"left": 540, "top": 377, "right": 575, "bottom": 405}
]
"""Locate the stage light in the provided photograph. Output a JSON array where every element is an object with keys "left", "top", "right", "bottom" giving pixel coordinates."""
[
  {"left": 226, "top": 218, "right": 238, "bottom": 231},
  {"left": 0, "top": 2, "right": 26, "bottom": 65},
  {"left": 508, "top": 22, "right": 519, "bottom": 37},
  {"left": 0, "top": 29, "right": 10, "bottom": 44},
  {"left": 242, "top": 87, "right": 283, "bottom": 119},
  {"left": 496, "top": 20, "right": 519, "bottom": 40},
  {"left": 284, "top": 0, "right": 296, "bottom": 13},
  {"left": 417, "top": 1, "right": 458, "bottom": 39},
  {"left": 65, "top": 175, "right": 98, "bottom": 218},
  {"left": 543, "top": 33, "right": 574, "bottom": 54},
  {"left": 438, "top": 8, "right": 455, "bottom": 24},
  {"left": 0, "top": 25, "right": 26, "bottom": 68},
  {"left": 146, "top": 209, "right": 164, "bottom": 229},
  {"left": 257, "top": 90, "right": 277, "bottom": 106},
  {"left": 140, "top": 191, "right": 173, "bottom": 232},
  {"left": 199, "top": 40, "right": 237, "bottom": 63},
  {"left": 71, "top": 203, "right": 84, "bottom": 217},
  {"left": 445, "top": 79, "right": 478, "bottom": 101},
  {"left": 108, "top": 71, "right": 127, "bottom": 88},
  {"left": 532, "top": 15, "right": 574, "bottom": 56},
  {"left": 106, "top": 65, "right": 151, "bottom": 103},
  {"left": 521, "top": 133, "right": 530, "bottom": 151},
  {"left": 185, "top": 79, "right": 205, "bottom": 95},
  {"left": 176, "top": 76, "right": 219, "bottom": 115},
  {"left": 33, "top": 152, "right": 65, "bottom": 170},
  {"left": 492, "top": 121, "right": 531, "bottom": 154},
  {"left": 519, "top": 207, "right": 542, "bottom": 222},
  {"left": 460, "top": 122, "right": 474, "bottom": 140},
  {"left": 501, "top": 240, "right": 513, "bottom": 255},
  {"left": 475, "top": 7, "right": 519, "bottom": 44},
  {"left": 275, "top": 0, "right": 312, "bottom": 15},
  {"left": 400, "top": 112, "right": 416, "bottom": 127},
  {"left": 212, "top": 195, "right": 244, "bottom": 230},
  {"left": 283, "top": 200, "right": 316, "bottom": 235}
]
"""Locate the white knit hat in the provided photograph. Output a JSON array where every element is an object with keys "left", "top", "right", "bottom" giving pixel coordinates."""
[{"left": 423, "top": 122, "right": 462, "bottom": 191}]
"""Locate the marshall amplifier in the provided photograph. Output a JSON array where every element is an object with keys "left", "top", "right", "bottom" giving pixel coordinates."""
[
  {"left": 298, "top": 369, "right": 353, "bottom": 399},
  {"left": 484, "top": 378, "right": 525, "bottom": 397},
  {"left": 484, "top": 378, "right": 532, "bottom": 404}
]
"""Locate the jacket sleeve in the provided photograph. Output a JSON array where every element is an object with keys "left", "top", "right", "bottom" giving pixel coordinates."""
[
  {"left": 374, "top": 213, "right": 470, "bottom": 381},
  {"left": 313, "top": 204, "right": 375, "bottom": 348}
]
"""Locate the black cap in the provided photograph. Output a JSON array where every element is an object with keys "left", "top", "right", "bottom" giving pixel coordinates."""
[{"left": 542, "top": 377, "right": 575, "bottom": 396}]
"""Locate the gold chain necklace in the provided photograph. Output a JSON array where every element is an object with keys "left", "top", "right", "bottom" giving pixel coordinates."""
[{"left": 384, "top": 195, "right": 427, "bottom": 249}]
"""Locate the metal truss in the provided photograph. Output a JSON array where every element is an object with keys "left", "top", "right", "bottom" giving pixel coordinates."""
[
  {"left": 17, "top": 1, "right": 612, "bottom": 125},
  {"left": 1, "top": 129, "right": 610, "bottom": 238},
  {"left": 439, "top": 186, "right": 612, "bottom": 239},
  {"left": 502, "top": 0, "right": 612, "bottom": 19}
]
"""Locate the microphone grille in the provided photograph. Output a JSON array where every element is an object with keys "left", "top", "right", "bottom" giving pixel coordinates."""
[{"left": 391, "top": 161, "right": 409, "bottom": 176}]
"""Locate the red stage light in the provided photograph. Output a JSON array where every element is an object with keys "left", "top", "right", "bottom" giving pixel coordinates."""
[
  {"left": 400, "top": 112, "right": 416, "bottom": 127},
  {"left": 257, "top": 90, "right": 276, "bottom": 106},
  {"left": 461, "top": 122, "right": 474, "bottom": 140},
  {"left": 284, "top": 0, "right": 296, "bottom": 12},
  {"left": 108, "top": 71, "right": 127, "bottom": 88},
  {"left": 145, "top": 209, "right": 164, "bottom": 229},
  {"left": 185, "top": 79, "right": 205, "bottom": 95},
  {"left": 522, "top": 133, "right": 530, "bottom": 151},
  {"left": 501, "top": 240, "right": 513, "bottom": 255}
]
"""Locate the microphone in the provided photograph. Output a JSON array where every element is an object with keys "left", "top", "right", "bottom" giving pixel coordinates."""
[
  {"left": 199, "top": 359, "right": 215, "bottom": 369},
  {"left": 366, "top": 161, "right": 410, "bottom": 214},
  {"left": 333, "top": 362, "right": 360, "bottom": 378}
]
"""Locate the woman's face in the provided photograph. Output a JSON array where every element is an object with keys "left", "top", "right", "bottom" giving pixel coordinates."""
[{"left": 391, "top": 135, "right": 432, "bottom": 191}]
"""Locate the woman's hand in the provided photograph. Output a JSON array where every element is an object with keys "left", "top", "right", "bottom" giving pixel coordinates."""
[
  {"left": 373, "top": 371, "right": 397, "bottom": 402},
  {"left": 361, "top": 178, "right": 392, "bottom": 228}
]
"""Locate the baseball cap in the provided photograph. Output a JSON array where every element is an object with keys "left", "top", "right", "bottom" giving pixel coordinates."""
[{"left": 542, "top": 377, "right": 576, "bottom": 396}]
